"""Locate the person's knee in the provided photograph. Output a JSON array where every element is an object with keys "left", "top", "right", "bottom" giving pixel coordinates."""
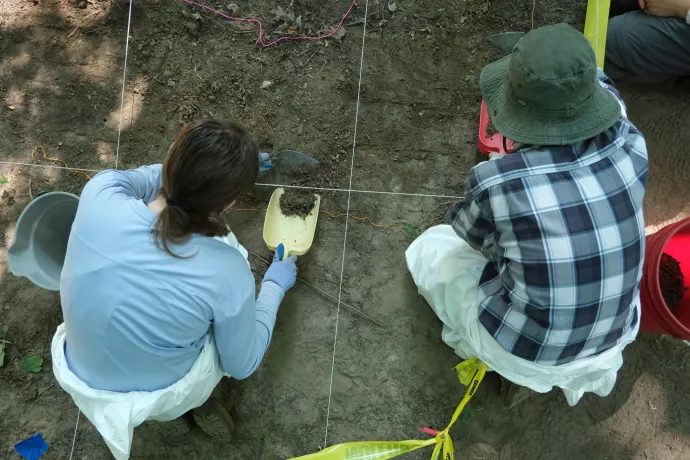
[{"left": 606, "top": 11, "right": 690, "bottom": 83}]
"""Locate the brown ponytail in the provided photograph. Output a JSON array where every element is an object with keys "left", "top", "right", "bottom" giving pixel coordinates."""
[{"left": 154, "top": 119, "right": 259, "bottom": 257}]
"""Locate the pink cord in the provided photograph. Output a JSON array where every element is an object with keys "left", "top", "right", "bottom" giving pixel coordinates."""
[{"left": 180, "top": 0, "right": 358, "bottom": 47}]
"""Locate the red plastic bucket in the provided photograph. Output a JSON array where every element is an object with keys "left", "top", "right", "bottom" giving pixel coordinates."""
[{"left": 640, "top": 217, "right": 690, "bottom": 339}]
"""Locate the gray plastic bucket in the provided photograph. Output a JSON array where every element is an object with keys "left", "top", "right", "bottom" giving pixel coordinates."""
[{"left": 7, "top": 192, "right": 79, "bottom": 291}]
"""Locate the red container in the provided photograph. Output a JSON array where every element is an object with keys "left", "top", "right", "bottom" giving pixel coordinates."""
[
  {"left": 477, "top": 100, "right": 515, "bottom": 156},
  {"left": 640, "top": 217, "right": 690, "bottom": 339}
]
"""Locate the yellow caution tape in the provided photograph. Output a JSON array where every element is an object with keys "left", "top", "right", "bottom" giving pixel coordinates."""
[
  {"left": 290, "top": 359, "right": 488, "bottom": 460},
  {"left": 584, "top": 0, "right": 611, "bottom": 67}
]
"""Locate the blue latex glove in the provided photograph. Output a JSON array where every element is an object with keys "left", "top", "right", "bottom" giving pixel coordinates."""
[
  {"left": 15, "top": 434, "right": 48, "bottom": 460},
  {"left": 263, "top": 244, "right": 297, "bottom": 291},
  {"left": 259, "top": 152, "right": 272, "bottom": 173}
]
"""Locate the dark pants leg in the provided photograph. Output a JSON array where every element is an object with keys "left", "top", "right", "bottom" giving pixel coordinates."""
[{"left": 605, "top": 1, "right": 690, "bottom": 84}]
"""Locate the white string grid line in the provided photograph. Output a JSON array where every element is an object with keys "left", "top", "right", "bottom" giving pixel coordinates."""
[
  {"left": 0, "top": 160, "right": 462, "bottom": 200},
  {"left": 255, "top": 182, "right": 462, "bottom": 200},
  {"left": 0, "top": 160, "right": 102, "bottom": 173},
  {"left": 114, "top": 0, "right": 134, "bottom": 170},
  {"left": 68, "top": 410, "right": 81, "bottom": 460},
  {"left": 64, "top": 0, "right": 135, "bottom": 450},
  {"left": 322, "top": 0, "right": 369, "bottom": 448}
]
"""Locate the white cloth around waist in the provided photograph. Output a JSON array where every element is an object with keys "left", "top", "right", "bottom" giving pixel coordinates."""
[
  {"left": 405, "top": 225, "right": 640, "bottom": 406},
  {"left": 52, "top": 325, "right": 225, "bottom": 460}
]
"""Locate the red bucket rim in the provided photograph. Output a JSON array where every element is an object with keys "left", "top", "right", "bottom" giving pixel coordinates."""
[{"left": 646, "top": 217, "right": 690, "bottom": 337}]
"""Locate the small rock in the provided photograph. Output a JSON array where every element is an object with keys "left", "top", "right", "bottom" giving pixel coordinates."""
[
  {"left": 58, "top": 142, "right": 63, "bottom": 147},
  {"left": 226, "top": 3, "right": 241, "bottom": 15},
  {"left": 163, "top": 70, "right": 172, "bottom": 77},
  {"left": 260, "top": 80, "right": 272, "bottom": 89},
  {"left": 334, "top": 26, "right": 347, "bottom": 41},
  {"left": 167, "top": 79, "right": 176, "bottom": 87},
  {"left": 185, "top": 21, "right": 200, "bottom": 35},
  {"left": 387, "top": 1, "right": 397, "bottom": 11},
  {"left": 7, "top": 105, "right": 15, "bottom": 110},
  {"left": 303, "top": 82, "right": 308, "bottom": 89},
  {"left": 208, "top": 95, "right": 216, "bottom": 101},
  {"left": 181, "top": 10, "right": 202, "bottom": 20}
]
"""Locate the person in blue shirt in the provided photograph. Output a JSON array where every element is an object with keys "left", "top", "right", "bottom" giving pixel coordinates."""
[{"left": 59, "top": 119, "right": 297, "bottom": 442}]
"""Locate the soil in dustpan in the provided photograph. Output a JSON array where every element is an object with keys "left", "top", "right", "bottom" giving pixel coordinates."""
[
  {"left": 279, "top": 189, "right": 317, "bottom": 218},
  {"left": 486, "top": 119, "right": 499, "bottom": 137},
  {"left": 659, "top": 253, "right": 686, "bottom": 312}
]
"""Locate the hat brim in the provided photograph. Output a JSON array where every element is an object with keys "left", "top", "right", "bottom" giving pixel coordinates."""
[{"left": 479, "top": 56, "right": 622, "bottom": 145}]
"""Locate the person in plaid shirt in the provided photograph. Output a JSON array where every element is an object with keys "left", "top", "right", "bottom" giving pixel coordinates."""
[{"left": 406, "top": 24, "right": 648, "bottom": 406}]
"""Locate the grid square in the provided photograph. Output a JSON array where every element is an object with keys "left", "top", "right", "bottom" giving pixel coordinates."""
[
  {"left": 0, "top": 7, "right": 128, "bottom": 171},
  {"left": 114, "top": 0, "right": 366, "bottom": 192},
  {"left": 324, "top": 193, "right": 470, "bottom": 450}
]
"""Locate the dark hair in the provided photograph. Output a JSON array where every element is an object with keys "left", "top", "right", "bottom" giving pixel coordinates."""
[{"left": 155, "top": 119, "right": 259, "bottom": 257}]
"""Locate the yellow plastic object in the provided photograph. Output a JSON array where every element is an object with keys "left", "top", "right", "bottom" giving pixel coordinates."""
[
  {"left": 584, "top": 0, "right": 611, "bottom": 67},
  {"left": 289, "top": 359, "right": 488, "bottom": 460},
  {"left": 263, "top": 188, "right": 321, "bottom": 258}
]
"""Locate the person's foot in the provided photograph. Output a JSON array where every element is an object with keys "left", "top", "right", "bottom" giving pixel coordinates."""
[
  {"left": 192, "top": 390, "right": 235, "bottom": 442},
  {"left": 145, "top": 413, "right": 194, "bottom": 436},
  {"left": 499, "top": 376, "right": 533, "bottom": 409}
]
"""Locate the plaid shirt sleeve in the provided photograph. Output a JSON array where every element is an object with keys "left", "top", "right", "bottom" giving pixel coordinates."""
[
  {"left": 597, "top": 69, "right": 627, "bottom": 115},
  {"left": 446, "top": 187, "right": 495, "bottom": 255}
]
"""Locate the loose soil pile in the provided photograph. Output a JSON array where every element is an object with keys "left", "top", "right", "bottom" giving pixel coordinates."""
[
  {"left": 659, "top": 253, "right": 685, "bottom": 311},
  {"left": 485, "top": 119, "right": 498, "bottom": 137},
  {"left": 279, "top": 188, "right": 317, "bottom": 218}
]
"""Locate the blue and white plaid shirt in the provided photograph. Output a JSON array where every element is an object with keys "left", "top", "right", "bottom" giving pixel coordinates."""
[{"left": 448, "top": 74, "right": 648, "bottom": 365}]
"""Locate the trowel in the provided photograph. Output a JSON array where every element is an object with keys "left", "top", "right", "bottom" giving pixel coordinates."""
[
  {"left": 487, "top": 31, "right": 525, "bottom": 54},
  {"left": 260, "top": 149, "right": 319, "bottom": 173}
]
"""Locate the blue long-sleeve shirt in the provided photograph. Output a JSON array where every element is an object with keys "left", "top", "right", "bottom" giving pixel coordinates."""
[{"left": 60, "top": 165, "right": 284, "bottom": 392}]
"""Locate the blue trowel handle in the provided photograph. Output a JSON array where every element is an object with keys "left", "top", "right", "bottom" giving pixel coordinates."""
[{"left": 260, "top": 152, "right": 272, "bottom": 173}]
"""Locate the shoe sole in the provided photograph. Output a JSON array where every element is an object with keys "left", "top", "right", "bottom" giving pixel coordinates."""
[
  {"left": 146, "top": 415, "right": 194, "bottom": 436},
  {"left": 193, "top": 401, "right": 235, "bottom": 442}
]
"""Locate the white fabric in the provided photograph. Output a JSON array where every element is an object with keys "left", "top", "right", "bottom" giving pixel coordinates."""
[
  {"left": 405, "top": 225, "right": 641, "bottom": 406},
  {"left": 52, "top": 327, "right": 224, "bottom": 459},
  {"left": 51, "top": 233, "right": 245, "bottom": 460}
]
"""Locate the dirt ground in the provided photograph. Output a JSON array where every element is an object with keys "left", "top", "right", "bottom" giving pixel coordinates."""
[{"left": 1, "top": 0, "right": 690, "bottom": 459}]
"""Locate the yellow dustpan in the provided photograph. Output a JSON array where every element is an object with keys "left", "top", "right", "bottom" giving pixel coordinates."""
[{"left": 263, "top": 188, "right": 321, "bottom": 259}]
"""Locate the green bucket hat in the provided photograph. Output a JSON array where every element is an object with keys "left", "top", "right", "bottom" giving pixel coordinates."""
[{"left": 479, "top": 23, "right": 621, "bottom": 145}]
